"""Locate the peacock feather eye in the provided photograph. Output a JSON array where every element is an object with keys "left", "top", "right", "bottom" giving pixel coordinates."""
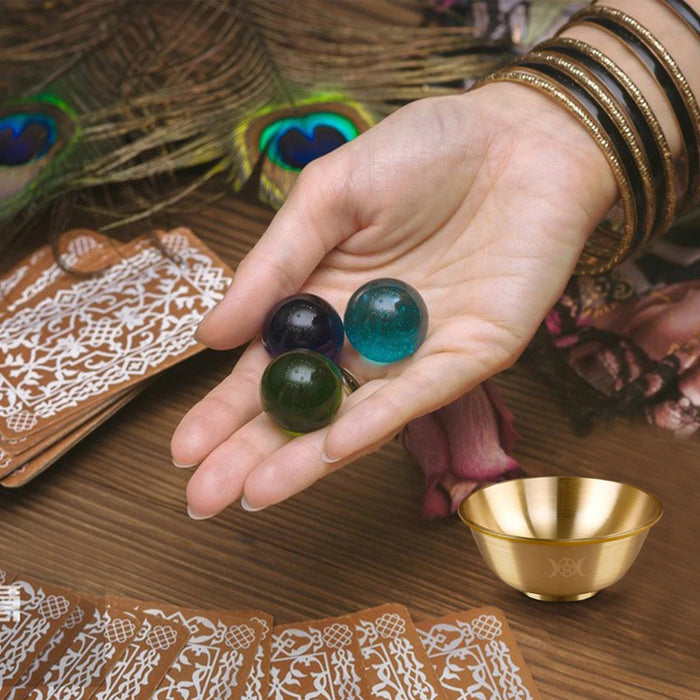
[
  {"left": 234, "top": 98, "right": 374, "bottom": 209},
  {"left": 0, "top": 96, "right": 77, "bottom": 208},
  {"left": 0, "top": 113, "right": 58, "bottom": 166},
  {"left": 259, "top": 112, "right": 360, "bottom": 171}
]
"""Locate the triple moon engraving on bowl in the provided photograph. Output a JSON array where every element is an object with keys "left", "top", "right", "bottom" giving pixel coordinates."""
[{"left": 547, "top": 557, "right": 586, "bottom": 577}]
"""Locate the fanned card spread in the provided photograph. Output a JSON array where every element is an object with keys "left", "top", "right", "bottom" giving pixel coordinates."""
[
  {"left": 0, "top": 573, "right": 541, "bottom": 699},
  {"left": 0, "top": 227, "right": 233, "bottom": 485}
]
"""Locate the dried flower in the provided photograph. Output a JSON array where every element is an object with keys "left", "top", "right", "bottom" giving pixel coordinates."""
[{"left": 402, "top": 382, "right": 520, "bottom": 519}]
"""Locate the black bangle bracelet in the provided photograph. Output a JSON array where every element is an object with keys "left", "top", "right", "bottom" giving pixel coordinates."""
[
  {"left": 569, "top": 7, "right": 700, "bottom": 208},
  {"left": 662, "top": 0, "right": 700, "bottom": 38},
  {"left": 517, "top": 59, "right": 649, "bottom": 248},
  {"left": 540, "top": 39, "right": 673, "bottom": 239}
]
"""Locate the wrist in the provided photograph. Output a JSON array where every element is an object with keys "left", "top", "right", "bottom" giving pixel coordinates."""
[{"left": 467, "top": 81, "right": 619, "bottom": 228}]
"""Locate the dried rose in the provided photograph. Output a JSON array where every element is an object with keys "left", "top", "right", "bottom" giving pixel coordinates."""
[{"left": 402, "top": 381, "right": 520, "bottom": 519}]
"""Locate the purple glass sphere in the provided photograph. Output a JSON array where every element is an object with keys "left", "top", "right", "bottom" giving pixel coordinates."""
[{"left": 262, "top": 293, "right": 344, "bottom": 359}]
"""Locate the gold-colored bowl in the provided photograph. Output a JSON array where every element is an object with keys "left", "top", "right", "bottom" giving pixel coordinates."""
[{"left": 458, "top": 476, "right": 663, "bottom": 602}]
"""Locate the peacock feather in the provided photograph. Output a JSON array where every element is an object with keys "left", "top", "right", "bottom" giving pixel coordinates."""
[
  {"left": 233, "top": 96, "right": 375, "bottom": 208},
  {"left": 0, "top": 0, "right": 553, "bottom": 261},
  {"left": 0, "top": 95, "right": 79, "bottom": 215}
]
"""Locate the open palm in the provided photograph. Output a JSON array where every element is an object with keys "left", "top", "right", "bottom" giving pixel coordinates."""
[{"left": 172, "top": 82, "right": 616, "bottom": 517}]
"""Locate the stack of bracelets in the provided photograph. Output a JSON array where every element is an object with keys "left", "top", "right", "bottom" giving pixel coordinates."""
[{"left": 478, "top": 0, "right": 700, "bottom": 275}]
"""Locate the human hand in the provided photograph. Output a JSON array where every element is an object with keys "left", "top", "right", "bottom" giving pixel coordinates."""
[{"left": 172, "top": 81, "right": 617, "bottom": 518}]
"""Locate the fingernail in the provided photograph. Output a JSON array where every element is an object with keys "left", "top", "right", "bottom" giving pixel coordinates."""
[
  {"left": 321, "top": 447, "right": 341, "bottom": 464},
  {"left": 187, "top": 505, "right": 211, "bottom": 520},
  {"left": 172, "top": 458, "right": 198, "bottom": 469},
  {"left": 241, "top": 496, "right": 265, "bottom": 512},
  {"left": 194, "top": 306, "right": 216, "bottom": 342}
]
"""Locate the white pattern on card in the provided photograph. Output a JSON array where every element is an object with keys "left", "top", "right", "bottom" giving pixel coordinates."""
[
  {"left": 417, "top": 616, "right": 533, "bottom": 700},
  {"left": 0, "top": 230, "right": 231, "bottom": 438},
  {"left": 241, "top": 616, "right": 271, "bottom": 700},
  {"left": 93, "top": 615, "right": 180, "bottom": 700},
  {"left": 0, "top": 264, "right": 30, "bottom": 305},
  {"left": 145, "top": 607, "right": 257, "bottom": 700},
  {"left": 270, "top": 621, "right": 363, "bottom": 700},
  {"left": 5, "top": 602, "right": 89, "bottom": 700},
  {"left": 3, "top": 234, "right": 104, "bottom": 315},
  {"left": 355, "top": 612, "right": 439, "bottom": 700},
  {"left": 26, "top": 606, "right": 139, "bottom": 700},
  {"left": 0, "top": 579, "right": 71, "bottom": 687}
]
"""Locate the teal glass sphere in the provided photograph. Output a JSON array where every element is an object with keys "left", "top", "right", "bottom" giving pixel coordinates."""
[
  {"left": 260, "top": 350, "right": 343, "bottom": 433},
  {"left": 344, "top": 279, "right": 428, "bottom": 363}
]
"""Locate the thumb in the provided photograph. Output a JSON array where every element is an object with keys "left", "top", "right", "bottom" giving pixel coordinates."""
[{"left": 197, "top": 156, "right": 359, "bottom": 350}]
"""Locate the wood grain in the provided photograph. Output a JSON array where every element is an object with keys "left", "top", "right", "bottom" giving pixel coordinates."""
[{"left": 1, "top": 191, "right": 697, "bottom": 698}]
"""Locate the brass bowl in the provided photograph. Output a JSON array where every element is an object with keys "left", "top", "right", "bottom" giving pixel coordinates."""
[{"left": 458, "top": 476, "right": 663, "bottom": 602}]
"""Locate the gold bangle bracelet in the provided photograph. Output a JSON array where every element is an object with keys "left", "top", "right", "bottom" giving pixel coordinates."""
[
  {"left": 524, "top": 50, "right": 657, "bottom": 249},
  {"left": 571, "top": 4, "right": 700, "bottom": 210},
  {"left": 538, "top": 37, "right": 678, "bottom": 241},
  {"left": 478, "top": 67, "right": 637, "bottom": 274}
]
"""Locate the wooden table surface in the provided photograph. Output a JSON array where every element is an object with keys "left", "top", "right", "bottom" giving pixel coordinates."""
[{"left": 1, "top": 193, "right": 698, "bottom": 699}]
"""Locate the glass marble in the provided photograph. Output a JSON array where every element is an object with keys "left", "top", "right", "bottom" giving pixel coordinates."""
[
  {"left": 262, "top": 293, "right": 344, "bottom": 359},
  {"left": 260, "top": 350, "right": 343, "bottom": 433},
  {"left": 344, "top": 278, "right": 428, "bottom": 363}
]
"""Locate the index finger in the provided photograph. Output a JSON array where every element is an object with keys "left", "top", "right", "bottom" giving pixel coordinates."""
[{"left": 197, "top": 159, "right": 358, "bottom": 350}]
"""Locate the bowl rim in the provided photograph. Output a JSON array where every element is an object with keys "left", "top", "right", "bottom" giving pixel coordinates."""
[{"left": 458, "top": 476, "right": 664, "bottom": 545}]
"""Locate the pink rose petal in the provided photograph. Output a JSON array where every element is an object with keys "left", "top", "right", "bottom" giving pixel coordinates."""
[
  {"left": 423, "top": 480, "right": 452, "bottom": 520},
  {"left": 483, "top": 382, "right": 519, "bottom": 455},
  {"left": 437, "top": 384, "right": 518, "bottom": 482},
  {"left": 545, "top": 310, "right": 562, "bottom": 335},
  {"left": 439, "top": 472, "right": 480, "bottom": 514},
  {"left": 401, "top": 411, "right": 450, "bottom": 482},
  {"left": 403, "top": 382, "right": 520, "bottom": 519}
]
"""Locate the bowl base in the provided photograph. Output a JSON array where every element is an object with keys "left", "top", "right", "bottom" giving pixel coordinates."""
[{"left": 523, "top": 591, "right": 598, "bottom": 602}]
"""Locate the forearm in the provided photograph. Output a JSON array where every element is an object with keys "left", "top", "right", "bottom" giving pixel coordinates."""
[
  {"left": 469, "top": 0, "right": 700, "bottom": 273},
  {"left": 562, "top": 0, "right": 700, "bottom": 159}
]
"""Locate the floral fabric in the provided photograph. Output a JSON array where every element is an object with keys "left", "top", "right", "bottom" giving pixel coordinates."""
[{"left": 544, "top": 228, "right": 700, "bottom": 437}]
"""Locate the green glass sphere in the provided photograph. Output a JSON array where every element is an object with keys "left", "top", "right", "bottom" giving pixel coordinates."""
[{"left": 260, "top": 350, "right": 343, "bottom": 433}]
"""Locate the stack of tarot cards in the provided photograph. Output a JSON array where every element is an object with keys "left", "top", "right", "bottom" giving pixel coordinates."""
[
  {"left": 0, "top": 227, "right": 232, "bottom": 488},
  {"left": 0, "top": 565, "right": 541, "bottom": 699}
]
